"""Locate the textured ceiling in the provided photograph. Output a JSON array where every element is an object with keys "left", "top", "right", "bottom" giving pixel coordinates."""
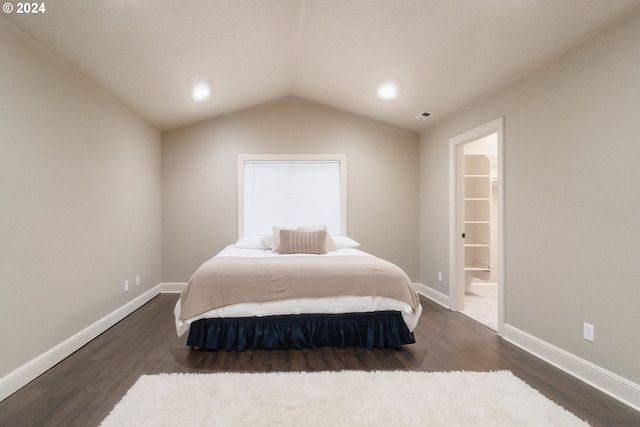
[{"left": 4, "top": 0, "right": 640, "bottom": 132}]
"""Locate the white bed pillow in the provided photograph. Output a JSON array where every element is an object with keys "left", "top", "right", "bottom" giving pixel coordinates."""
[
  {"left": 260, "top": 234, "right": 275, "bottom": 249},
  {"left": 234, "top": 236, "right": 267, "bottom": 249},
  {"left": 332, "top": 235, "right": 360, "bottom": 249}
]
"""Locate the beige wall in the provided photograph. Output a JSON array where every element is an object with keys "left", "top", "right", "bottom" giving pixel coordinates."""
[
  {"left": 162, "top": 97, "right": 420, "bottom": 281},
  {"left": 419, "top": 11, "right": 640, "bottom": 382},
  {"left": 0, "top": 19, "right": 161, "bottom": 378}
]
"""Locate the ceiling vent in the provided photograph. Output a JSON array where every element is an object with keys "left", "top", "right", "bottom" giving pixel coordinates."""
[{"left": 415, "top": 111, "right": 432, "bottom": 121}]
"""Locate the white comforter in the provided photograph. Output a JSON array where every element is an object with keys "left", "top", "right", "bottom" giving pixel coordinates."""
[{"left": 175, "top": 245, "right": 422, "bottom": 336}]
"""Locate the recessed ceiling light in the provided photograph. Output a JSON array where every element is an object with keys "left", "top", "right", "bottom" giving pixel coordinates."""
[
  {"left": 376, "top": 81, "right": 398, "bottom": 100},
  {"left": 188, "top": 75, "right": 210, "bottom": 102}
]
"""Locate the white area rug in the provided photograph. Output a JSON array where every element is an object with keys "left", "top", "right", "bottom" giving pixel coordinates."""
[{"left": 101, "top": 371, "right": 588, "bottom": 426}]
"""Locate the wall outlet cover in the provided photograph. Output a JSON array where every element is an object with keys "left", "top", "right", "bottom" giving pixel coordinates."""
[{"left": 583, "top": 322, "right": 594, "bottom": 342}]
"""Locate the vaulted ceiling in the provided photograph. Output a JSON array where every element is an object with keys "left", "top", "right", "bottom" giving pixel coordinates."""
[{"left": 5, "top": 0, "right": 640, "bottom": 132}]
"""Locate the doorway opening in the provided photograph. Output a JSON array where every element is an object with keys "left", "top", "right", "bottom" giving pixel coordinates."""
[{"left": 449, "top": 118, "right": 504, "bottom": 334}]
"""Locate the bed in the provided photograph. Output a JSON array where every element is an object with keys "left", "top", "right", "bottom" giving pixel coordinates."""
[{"left": 174, "top": 228, "right": 422, "bottom": 351}]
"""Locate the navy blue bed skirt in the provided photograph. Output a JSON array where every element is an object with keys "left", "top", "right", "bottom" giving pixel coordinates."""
[{"left": 186, "top": 311, "right": 415, "bottom": 351}]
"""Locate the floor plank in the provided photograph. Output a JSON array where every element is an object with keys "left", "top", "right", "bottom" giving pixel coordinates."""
[{"left": 0, "top": 294, "right": 638, "bottom": 426}]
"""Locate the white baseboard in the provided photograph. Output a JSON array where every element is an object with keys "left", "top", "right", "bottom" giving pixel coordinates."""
[
  {"left": 160, "top": 282, "right": 187, "bottom": 293},
  {"left": 467, "top": 282, "right": 498, "bottom": 293},
  {"left": 413, "top": 282, "right": 450, "bottom": 309},
  {"left": 0, "top": 284, "right": 163, "bottom": 402},
  {"left": 503, "top": 324, "right": 640, "bottom": 412}
]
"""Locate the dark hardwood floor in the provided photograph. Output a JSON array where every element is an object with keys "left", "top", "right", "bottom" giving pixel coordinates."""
[{"left": 1, "top": 294, "right": 638, "bottom": 426}]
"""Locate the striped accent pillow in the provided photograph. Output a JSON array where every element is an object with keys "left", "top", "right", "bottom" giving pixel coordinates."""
[{"left": 278, "top": 229, "right": 327, "bottom": 255}]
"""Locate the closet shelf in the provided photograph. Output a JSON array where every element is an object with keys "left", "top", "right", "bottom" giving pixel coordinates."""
[
  {"left": 464, "top": 197, "right": 490, "bottom": 201},
  {"left": 465, "top": 220, "right": 490, "bottom": 224},
  {"left": 465, "top": 243, "right": 490, "bottom": 248},
  {"left": 464, "top": 263, "right": 490, "bottom": 272}
]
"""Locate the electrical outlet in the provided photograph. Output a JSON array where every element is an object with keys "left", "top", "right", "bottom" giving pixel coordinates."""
[
  {"left": 124, "top": 280, "right": 129, "bottom": 292},
  {"left": 583, "top": 322, "right": 594, "bottom": 342},
  {"left": 136, "top": 275, "right": 140, "bottom": 287},
  {"left": 438, "top": 272, "right": 443, "bottom": 282}
]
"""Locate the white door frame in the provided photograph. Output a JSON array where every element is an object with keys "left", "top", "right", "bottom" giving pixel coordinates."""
[{"left": 448, "top": 117, "right": 505, "bottom": 335}]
